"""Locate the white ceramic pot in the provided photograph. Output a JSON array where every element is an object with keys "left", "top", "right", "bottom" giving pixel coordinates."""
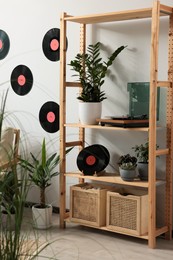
[
  {"left": 32, "top": 204, "right": 52, "bottom": 229},
  {"left": 79, "top": 102, "right": 102, "bottom": 125}
]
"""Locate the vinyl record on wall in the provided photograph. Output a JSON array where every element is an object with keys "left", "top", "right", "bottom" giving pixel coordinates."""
[
  {"left": 0, "top": 29, "right": 10, "bottom": 60},
  {"left": 10, "top": 65, "right": 33, "bottom": 96},
  {"left": 42, "top": 28, "right": 67, "bottom": 61},
  {"left": 76, "top": 144, "right": 110, "bottom": 175},
  {"left": 39, "top": 101, "right": 59, "bottom": 133}
]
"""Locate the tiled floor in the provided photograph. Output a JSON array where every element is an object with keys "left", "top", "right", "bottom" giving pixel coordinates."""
[{"left": 22, "top": 208, "right": 173, "bottom": 260}]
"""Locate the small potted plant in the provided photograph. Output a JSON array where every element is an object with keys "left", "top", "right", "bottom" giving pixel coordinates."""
[
  {"left": 132, "top": 140, "right": 159, "bottom": 180},
  {"left": 117, "top": 153, "right": 137, "bottom": 181},
  {"left": 20, "top": 138, "right": 72, "bottom": 229},
  {"left": 69, "top": 42, "right": 126, "bottom": 124}
]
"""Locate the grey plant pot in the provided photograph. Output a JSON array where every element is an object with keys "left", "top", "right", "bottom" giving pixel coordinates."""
[
  {"left": 119, "top": 167, "right": 137, "bottom": 182},
  {"left": 137, "top": 162, "right": 148, "bottom": 181}
]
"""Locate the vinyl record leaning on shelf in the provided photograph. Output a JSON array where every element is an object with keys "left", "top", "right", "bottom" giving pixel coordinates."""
[
  {"left": 39, "top": 101, "right": 59, "bottom": 133},
  {"left": 10, "top": 65, "right": 33, "bottom": 95},
  {"left": 0, "top": 29, "right": 10, "bottom": 60},
  {"left": 42, "top": 28, "right": 68, "bottom": 62},
  {"left": 76, "top": 144, "right": 110, "bottom": 175}
]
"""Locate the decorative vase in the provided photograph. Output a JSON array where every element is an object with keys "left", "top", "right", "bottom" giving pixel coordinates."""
[
  {"left": 137, "top": 162, "right": 148, "bottom": 181},
  {"left": 79, "top": 102, "right": 102, "bottom": 125},
  {"left": 119, "top": 167, "right": 137, "bottom": 181},
  {"left": 32, "top": 204, "right": 52, "bottom": 229}
]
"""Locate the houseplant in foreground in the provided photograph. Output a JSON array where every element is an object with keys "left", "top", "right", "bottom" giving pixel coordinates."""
[
  {"left": 0, "top": 170, "right": 19, "bottom": 230},
  {"left": 117, "top": 153, "right": 137, "bottom": 181},
  {"left": 69, "top": 42, "right": 126, "bottom": 124},
  {"left": 20, "top": 138, "right": 72, "bottom": 229},
  {"left": 0, "top": 166, "right": 32, "bottom": 259}
]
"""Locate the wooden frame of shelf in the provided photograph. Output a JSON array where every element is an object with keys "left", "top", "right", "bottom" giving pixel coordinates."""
[
  {"left": 59, "top": 0, "right": 173, "bottom": 249},
  {"left": 65, "top": 172, "right": 165, "bottom": 188}
]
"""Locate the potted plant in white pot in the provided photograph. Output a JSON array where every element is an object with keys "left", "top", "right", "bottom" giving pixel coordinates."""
[
  {"left": 132, "top": 141, "right": 159, "bottom": 181},
  {"left": 69, "top": 42, "right": 126, "bottom": 124},
  {"left": 117, "top": 153, "right": 137, "bottom": 181},
  {"left": 20, "top": 138, "right": 72, "bottom": 229}
]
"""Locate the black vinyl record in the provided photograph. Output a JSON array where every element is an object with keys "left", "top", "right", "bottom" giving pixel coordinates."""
[
  {"left": 77, "top": 144, "right": 110, "bottom": 175},
  {"left": 10, "top": 65, "right": 33, "bottom": 96},
  {"left": 42, "top": 28, "right": 68, "bottom": 61},
  {"left": 0, "top": 29, "right": 10, "bottom": 60},
  {"left": 39, "top": 101, "right": 59, "bottom": 133}
]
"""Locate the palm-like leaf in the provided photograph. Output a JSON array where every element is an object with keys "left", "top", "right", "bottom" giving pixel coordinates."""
[{"left": 20, "top": 139, "right": 73, "bottom": 207}]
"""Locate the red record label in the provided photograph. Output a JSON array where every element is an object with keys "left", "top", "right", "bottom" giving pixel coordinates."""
[
  {"left": 86, "top": 155, "right": 96, "bottom": 166},
  {"left": 50, "top": 39, "right": 59, "bottom": 51},
  {"left": 17, "top": 75, "right": 26, "bottom": 86}
]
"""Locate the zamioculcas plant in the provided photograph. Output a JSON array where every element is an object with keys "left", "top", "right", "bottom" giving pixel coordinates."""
[{"left": 69, "top": 42, "right": 127, "bottom": 102}]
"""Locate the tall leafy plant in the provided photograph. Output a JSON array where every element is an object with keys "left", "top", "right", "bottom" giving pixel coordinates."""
[
  {"left": 69, "top": 42, "right": 126, "bottom": 102},
  {"left": 20, "top": 138, "right": 73, "bottom": 208},
  {"left": 0, "top": 167, "right": 31, "bottom": 259}
]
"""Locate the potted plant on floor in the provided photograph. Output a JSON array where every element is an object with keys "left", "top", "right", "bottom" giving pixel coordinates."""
[
  {"left": 20, "top": 138, "right": 72, "bottom": 229},
  {"left": 117, "top": 153, "right": 137, "bottom": 181},
  {"left": 132, "top": 140, "right": 159, "bottom": 181},
  {"left": 69, "top": 42, "right": 126, "bottom": 124}
]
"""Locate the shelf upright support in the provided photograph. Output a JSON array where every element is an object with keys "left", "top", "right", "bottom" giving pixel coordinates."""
[
  {"left": 60, "top": 12, "right": 67, "bottom": 228},
  {"left": 148, "top": 0, "right": 160, "bottom": 249},
  {"left": 78, "top": 23, "right": 86, "bottom": 184},
  {"left": 165, "top": 12, "right": 173, "bottom": 240}
]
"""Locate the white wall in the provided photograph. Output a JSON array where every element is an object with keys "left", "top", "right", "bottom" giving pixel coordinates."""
[{"left": 0, "top": 0, "right": 172, "bottom": 224}]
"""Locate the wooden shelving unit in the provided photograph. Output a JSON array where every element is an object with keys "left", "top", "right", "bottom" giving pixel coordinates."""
[{"left": 59, "top": 1, "right": 173, "bottom": 249}]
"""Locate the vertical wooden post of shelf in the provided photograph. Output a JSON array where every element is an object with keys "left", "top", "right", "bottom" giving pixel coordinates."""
[
  {"left": 59, "top": 12, "right": 67, "bottom": 228},
  {"left": 165, "top": 12, "right": 173, "bottom": 240},
  {"left": 148, "top": 0, "right": 160, "bottom": 249},
  {"left": 79, "top": 23, "right": 86, "bottom": 184}
]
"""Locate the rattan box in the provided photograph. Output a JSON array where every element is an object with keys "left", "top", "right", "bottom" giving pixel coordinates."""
[
  {"left": 106, "top": 188, "right": 148, "bottom": 236},
  {"left": 70, "top": 183, "right": 107, "bottom": 227}
]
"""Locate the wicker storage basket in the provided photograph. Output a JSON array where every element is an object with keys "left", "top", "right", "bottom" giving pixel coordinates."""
[
  {"left": 70, "top": 183, "right": 107, "bottom": 227},
  {"left": 106, "top": 188, "right": 148, "bottom": 236}
]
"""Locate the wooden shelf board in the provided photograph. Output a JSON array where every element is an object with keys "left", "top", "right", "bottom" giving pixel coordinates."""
[
  {"left": 64, "top": 217, "right": 148, "bottom": 239},
  {"left": 65, "top": 123, "right": 150, "bottom": 132},
  {"left": 65, "top": 218, "right": 169, "bottom": 240},
  {"left": 64, "top": 7, "right": 171, "bottom": 24},
  {"left": 65, "top": 172, "right": 165, "bottom": 188}
]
